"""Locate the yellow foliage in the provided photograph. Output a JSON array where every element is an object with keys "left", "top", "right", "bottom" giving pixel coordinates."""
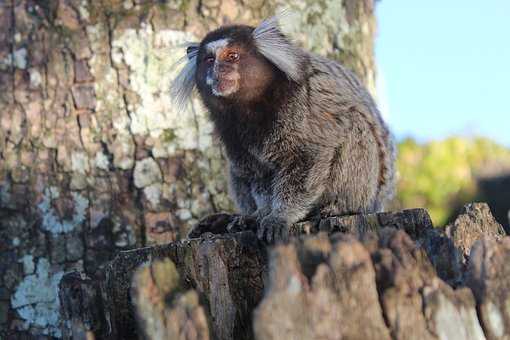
[{"left": 396, "top": 136, "right": 510, "bottom": 226}]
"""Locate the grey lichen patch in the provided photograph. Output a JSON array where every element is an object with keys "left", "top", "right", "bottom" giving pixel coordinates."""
[
  {"left": 94, "top": 150, "right": 110, "bottom": 170},
  {"left": 111, "top": 27, "right": 213, "bottom": 154},
  {"left": 19, "top": 255, "right": 35, "bottom": 275},
  {"left": 11, "top": 258, "right": 64, "bottom": 338},
  {"left": 0, "top": 48, "right": 28, "bottom": 70},
  {"left": 89, "top": 58, "right": 126, "bottom": 118},
  {"left": 28, "top": 68, "right": 43, "bottom": 87},
  {"left": 71, "top": 152, "right": 90, "bottom": 174},
  {"left": 85, "top": 17, "right": 232, "bottom": 217},
  {"left": 123, "top": 0, "right": 134, "bottom": 11},
  {"left": 70, "top": 173, "right": 89, "bottom": 191},
  {"left": 111, "top": 133, "right": 135, "bottom": 170},
  {"left": 12, "top": 237, "right": 21, "bottom": 247},
  {"left": 275, "top": 0, "right": 349, "bottom": 56},
  {"left": 37, "top": 187, "right": 89, "bottom": 234},
  {"left": 78, "top": 0, "right": 90, "bottom": 21},
  {"left": 134, "top": 158, "right": 163, "bottom": 189},
  {"left": 87, "top": 21, "right": 137, "bottom": 170},
  {"left": 0, "top": 181, "right": 12, "bottom": 207},
  {"left": 274, "top": 0, "right": 376, "bottom": 94},
  {"left": 112, "top": 216, "right": 138, "bottom": 248},
  {"left": 144, "top": 183, "right": 163, "bottom": 209}
]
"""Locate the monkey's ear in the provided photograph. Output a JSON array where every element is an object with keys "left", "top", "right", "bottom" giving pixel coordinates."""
[
  {"left": 170, "top": 43, "right": 199, "bottom": 111},
  {"left": 252, "top": 14, "right": 304, "bottom": 82},
  {"left": 186, "top": 43, "right": 199, "bottom": 60}
]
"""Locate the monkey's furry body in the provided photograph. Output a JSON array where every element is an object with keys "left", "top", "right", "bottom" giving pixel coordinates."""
[{"left": 172, "top": 16, "right": 395, "bottom": 242}]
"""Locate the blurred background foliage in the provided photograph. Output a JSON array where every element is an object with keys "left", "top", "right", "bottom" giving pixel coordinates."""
[{"left": 395, "top": 136, "right": 510, "bottom": 229}]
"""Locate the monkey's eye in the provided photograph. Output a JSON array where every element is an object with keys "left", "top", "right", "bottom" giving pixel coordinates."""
[
  {"left": 226, "top": 52, "right": 239, "bottom": 62},
  {"left": 205, "top": 55, "right": 215, "bottom": 64}
]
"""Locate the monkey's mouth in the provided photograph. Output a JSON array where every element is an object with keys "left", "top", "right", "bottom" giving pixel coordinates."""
[{"left": 212, "top": 78, "right": 238, "bottom": 97}]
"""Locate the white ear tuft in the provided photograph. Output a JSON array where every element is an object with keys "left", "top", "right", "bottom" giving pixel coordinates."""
[
  {"left": 252, "top": 12, "right": 303, "bottom": 82},
  {"left": 170, "top": 42, "right": 199, "bottom": 112}
]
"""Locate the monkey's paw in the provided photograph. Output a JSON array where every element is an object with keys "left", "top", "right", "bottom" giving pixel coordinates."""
[
  {"left": 226, "top": 215, "right": 257, "bottom": 233},
  {"left": 187, "top": 213, "right": 232, "bottom": 238},
  {"left": 257, "top": 215, "right": 289, "bottom": 244},
  {"left": 187, "top": 213, "right": 258, "bottom": 239}
]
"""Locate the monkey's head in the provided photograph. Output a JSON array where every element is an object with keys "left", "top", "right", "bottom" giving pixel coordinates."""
[
  {"left": 171, "top": 15, "right": 305, "bottom": 109},
  {"left": 194, "top": 25, "right": 277, "bottom": 102}
]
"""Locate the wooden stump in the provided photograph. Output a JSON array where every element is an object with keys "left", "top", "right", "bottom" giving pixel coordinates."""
[{"left": 59, "top": 204, "right": 508, "bottom": 340}]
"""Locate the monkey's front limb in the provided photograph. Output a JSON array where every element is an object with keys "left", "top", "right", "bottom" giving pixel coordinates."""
[
  {"left": 258, "top": 151, "right": 332, "bottom": 243},
  {"left": 224, "top": 172, "right": 259, "bottom": 233},
  {"left": 228, "top": 171, "right": 257, "bottom": 214},
  {"left": 228, "top": 174, "right": 276, "bottom": 233}
]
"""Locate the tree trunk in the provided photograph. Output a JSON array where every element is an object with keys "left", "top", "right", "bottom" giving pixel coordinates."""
[{"left": 0, "top": 0, "right": 377, "bottom": 338}]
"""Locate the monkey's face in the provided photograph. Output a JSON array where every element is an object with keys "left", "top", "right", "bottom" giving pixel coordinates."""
[
  {"left": 199, "top": 39, "right": 242, "bottom": 97},
  {"left": 192, "top": 26, "right": 275, "bottom": 103},
  {"left": 172, "top": 17, "right": 304, "bottom": 110}
]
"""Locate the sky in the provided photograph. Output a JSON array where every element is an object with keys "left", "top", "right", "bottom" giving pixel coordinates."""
[{"left": 375, "top": 0, "right": 510, "bottom": 146}]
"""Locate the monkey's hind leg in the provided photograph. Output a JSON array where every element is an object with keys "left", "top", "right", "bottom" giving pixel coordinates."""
[
  {"left": 257, "top": 153, "right": 331, "bottom": 243},
  {"left": 322, "top": 132, "right": 380, "bottom": 215},
  {"left": 228, "top": 172, "right": 257, "bottom": 214}
]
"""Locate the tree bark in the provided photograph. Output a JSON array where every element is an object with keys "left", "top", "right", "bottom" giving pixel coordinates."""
[
  {"left": 57, "top": 204, "right": 508, "bottom": 340},
  {"left": 0, "top": 0, "right": 377, "bottom": 338}
]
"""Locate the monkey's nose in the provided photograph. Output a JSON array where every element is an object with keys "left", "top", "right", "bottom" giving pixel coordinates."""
[{"left": 215, "top": 62, "right": 234, "bottom": 76}]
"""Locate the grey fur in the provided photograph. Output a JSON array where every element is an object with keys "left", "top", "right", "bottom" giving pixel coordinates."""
[
  {"left": 170, "top": 43, "right": 199, "bottom": 111},
  {"left": 252, "top": 14, "right": 303, "bottom": 82},
  {"left": 232, "top": 54, "right": 396, "bottom": 242},
  {"left": 175, "top": 16, "right": 396, "bottom": 243}
]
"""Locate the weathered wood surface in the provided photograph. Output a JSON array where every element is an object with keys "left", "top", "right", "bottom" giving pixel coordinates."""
[
  {"left": 59, "top": 203, "right": 510, "bottom": 340},
  {"left": 131, "top": 259, "right": 210, "bottom": 340},
  {"left": 60, "top": 229, "right": 266, "bottom": 340}
]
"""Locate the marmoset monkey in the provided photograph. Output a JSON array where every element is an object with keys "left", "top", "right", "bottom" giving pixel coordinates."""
[{"left": 172, "top": 15, "right": 396, "bottom": 243}]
